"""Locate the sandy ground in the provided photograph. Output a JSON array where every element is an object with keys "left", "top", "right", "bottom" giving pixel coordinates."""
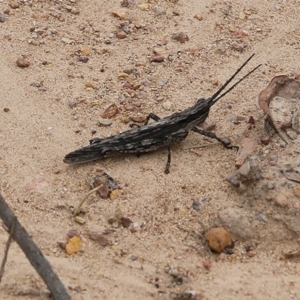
[{"left": 1, "top": 0, "right": 300, "bottom": 299}]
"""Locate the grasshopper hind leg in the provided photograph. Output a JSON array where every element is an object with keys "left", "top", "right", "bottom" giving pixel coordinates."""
[{"left": 192, "top": 127, "right": 238, "bottom": 149}]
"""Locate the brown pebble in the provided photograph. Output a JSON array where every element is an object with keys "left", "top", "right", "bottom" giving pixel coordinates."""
[
  {"left": 3, "top": 108, "right": 10, "bottom": 112},
  {"left": 260, "top": 135, "right": 270, "bottom": 145},
  {"left": 150, "top": 55, "right": 164, "bottom": 63},
  {"left": 121, "top": 217, "right": 133, "bottom": 228},
  {"left": 121, "top": 0, "right": 129, "bottom": 7},
  {"left": 205, "top": 227, "right": 232, "bottom": 253},
  {"left": 171, "top": 32, "right": 189, "bottom": 43},
  {"left": 129, "top": 115, "right": 146, "bottom": 123},
  {"left": 194, "top": 14, "right": 203, "bottom": 21},
  {"left": 203, "top": 258, "right": 212, "bottom": 270},
  {"left": 101, "top": 103, "right": 119, "bottom": 118},
  {"left": 293, "top": 187, "right": 300, "bottom": 198},
  {"left": 274, "top": 193, "right": 288, "bottom": 208},
  {"left": 116, "top": 31, "right": 127, "bottom": 39},
  {"left": 247, "top": 251, "right": 256, "bottom": 258},
  {"left": 280, "top": 121, "right": 292, "bottom": 130},
  {"left": 16, "top": 56, "right": 30, "bottom": 68},
  {"left": 0, "top": 12, "right": 7, "bottom": 22},
  {"left": 74, "top": 216, "right": 86, "bottom": 225},
  {"left": 89, "top": 232, "right": 111, "bottom": 246},
  {"left": 9, "top": 1, "right": 19, "bottom": 9},
  {"left": 98, "top": 119, "right": 112, "bottom": 126}
]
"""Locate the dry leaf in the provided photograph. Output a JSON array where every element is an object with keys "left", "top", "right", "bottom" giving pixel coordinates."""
[{"left": 258, "top": 75, "right": 300, "bottom": 143}]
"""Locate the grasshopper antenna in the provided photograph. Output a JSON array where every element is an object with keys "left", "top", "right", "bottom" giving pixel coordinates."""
[
  {"left": 213, "top": 63, "right": 261, "bottom": 103},
  {"left": 208, "top": 54, "right": 261, "bottom": 105}
]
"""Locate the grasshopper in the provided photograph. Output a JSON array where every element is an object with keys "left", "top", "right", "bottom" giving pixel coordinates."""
[{"left": 64, "top": 54, "right": 261, "bottom": 173}]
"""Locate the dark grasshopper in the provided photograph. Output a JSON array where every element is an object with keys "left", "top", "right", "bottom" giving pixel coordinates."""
[{"left": 64, "top": 54, "right": 261, "bottom": 173}]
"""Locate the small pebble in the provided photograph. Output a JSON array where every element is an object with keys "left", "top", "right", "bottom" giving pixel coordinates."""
[
  {"left": 0, "top": 12, "right": 7, "bottom": 22},
  {"left": 205, "top": 227, "right": 232, "bottom": 253},
  {"left": 162, "top": 101, "right": 172, "bottom": 111},
  {"left": 260, "top": 135, "right": 270, "bottom": 145},
  {"left": 150, "top": 56, "right": 164, "bottom": 63},
  {"left": 157, "top": 78, "right": 169, "bottom": 86},
  {"left": 137, "top": 4, "right": 149, "bottom": 10},
  {"left": 274, "top": 193, "right": 288, "bottom": 208},
  {"left": 98, "top": 119, "right": 112, "bottom": 126},
  {"left": 71, "top": 7, "right": 80, "bottom": 15},
  {"left": 9, "top": 1, "right": 19, "bottom": 9},
  {"left": 294, "top": 187, "right": 300, "bottom": 198},
  {"left": 111, "top": 9, "right": 127, "bottom": 19},
  {"left": 116, "top": 31, "right": 127, "bottom": 39},
  {"left": 16, "top": 56, "right": 30, "bottom": 68},
  {"left": 121, "top": 0, "right": 129, "bottom": 7},
  {"left": 3, "top": 107, "right": 10, "bottom": 112},
  {"left": 74, "top": 216, "right": 86, "bottom": 225},
  {"left": 192, "top": 199, "right": 201, "bottom": 211},
  {"left": 225, "top": 172, "right": 240, "bottom": 187},
  {"left": 171, "top": 32, "right": 189, "bottom": 43},
  {"left": 153, "top": 6, "right": 166, "bottom": 16},
  {"left": 194, "top": 14, "right": 203, "bottom": 21},
  {"left": 247, "top": 251, "right": 256, "bottom": 258}
]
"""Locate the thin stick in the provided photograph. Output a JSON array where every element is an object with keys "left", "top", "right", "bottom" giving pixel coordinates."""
[
  {"left": 73, "top": 185, "right": 103, "bottom": 216},
  {"left": 0, "top": 193, "right": 70, "bottom": 300},
  {"left": 0, "top": 217, "right": 16, "bottom": 282}
]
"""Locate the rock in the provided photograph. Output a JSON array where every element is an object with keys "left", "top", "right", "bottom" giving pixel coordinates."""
[
  {"left": 98, "top": 119, "right": 112, "bottom": 126},
  {"left": 274, "top": 193, "right": 289, "bottom": 208},
  {"left": 192, "top": 199, "right": 201, "bottom": 211},
  {"left": 111, "top": 8, "right": 127, "bottom": 19},
  {"left": 121, "top": 0, "right": 129, "bottom": 7},
  {"left": 162, "top": 101, "right": 172, "bottom": 111},
  {"left": 194, "top": 14, "right": 203, "bottom": 21},
  {"left": 9, "top": 1, "right": 19, "bottom": 9},
  {"left": 89, "top": 232, "right": 111, "bottom": 246},
  {"left": 71, "top": 7, "right": 80, "bottom": 15},
  {"left": 171, "top": 32, "right": 189, "bottom": 43},
  {"left": 116, "top": 31, "right": 127, "bottom": 39},
  {"left": 121, "top": 216, "right": 133, "bottom": 228},
  {"left": 205, "top": 227, "right": 233, "bottom": 253},
  {"left": 101, "top": 103, "right": 119, "bottom": 118},
  {"left": 109, "top": 189, "right": 119, "bottom": 200},
  {"left": 0, "top": 12, "right": 7, "bottom": 22},
  {"left": 273, "top": 215, "right": 300, "bottom": 236},
  {"left": 246, "top": 250, "right": 256, "bottom": 258},
  {"left": 129, "top": 115, "right": 146, "bottom": 123},
  {"left": 153, "top": 6, "right": 166, "bottom": 16},
  {"left": 239, "top": 155, "right": 262, "bottom": 182},
  {"left": 225, "top": 172, "right": 240, "bottom": 187},
  {"left": 294, "top": 187, "right": 300, "bottom": 198},
  {"left": 218, "top": 208, "right": 254, "bottom": 239},
  {"left": 150, "top": 55, "right": 164, "bottom": 63},
  {"left": 202, "top": 258, "right": 212, "bottom": 270},
  {"left": 74, "top": 216, "right": 86, "bottom": 225},
  {"left": 85, "top": 82, "right": 95, "bottom": 89},
  {"left": 260, "top": 135, "right": 270, "bottom": 145},
  {"left": 235, "top": 138, "right": 258, "bottom": 167},
  {"left": 61, "top": 37, "right": 74, "bottom": 44},
  {"left": 137, "top": 4, "right": 149, "bottom": 11},
  {"left": 16, "top": 56, "right": 30, "bottom": 68},
  {"left": 157, "top": 78, "right": 169, "bottom": 86}
]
